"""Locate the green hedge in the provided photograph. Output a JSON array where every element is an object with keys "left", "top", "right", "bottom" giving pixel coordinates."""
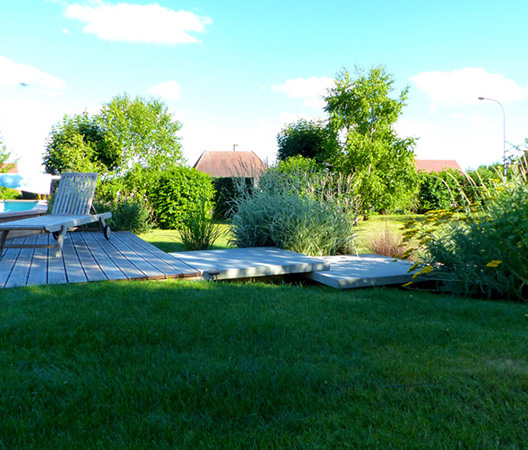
[{"left": 149, "top": 167, "right": 215, "bottom": 229}]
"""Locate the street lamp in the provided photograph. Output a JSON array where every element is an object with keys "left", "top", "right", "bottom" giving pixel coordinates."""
[{"left": 478, "top": 96, "right": 507, "bottom": 177}]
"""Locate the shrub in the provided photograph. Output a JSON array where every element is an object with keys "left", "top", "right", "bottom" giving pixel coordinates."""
[
  {"left": 230, "top": 165, "right": 359, "bottom": 256},
  {"left": 149, "top": 167, "right": 215, "bottom": 229},
  {"left": 405, "top": 162, "right": 528, "bottom": 301},
  {"left": 0, "top": 187, "right": 20, "bottom": 200},
  {"left": 94, "top": 196, "right": 154, "bottom": 234},
  {"left": 212, "top": 177, "right": 254, "bottom": 219},
  {"left": 179, "top": 199, "right": 224, "bottom": 251}
]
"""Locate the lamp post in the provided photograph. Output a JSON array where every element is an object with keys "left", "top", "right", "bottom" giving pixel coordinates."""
[{"left": 478, "top": 96, "right": 507, "bottom": 177}]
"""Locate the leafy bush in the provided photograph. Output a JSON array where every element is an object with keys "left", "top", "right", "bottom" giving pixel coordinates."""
[
  {"left": 0, "top": 187, "right": 20, "bottom": 200},
  {"left": 405, "top": 163, "right": 528, "bottom": 301},
  {"left": 179, "top": 199, "right": 224, "bottom": 251},
  {"left": 149, "top": 167, "right": 215, "bottom": 229},
  {"left": 230, "top": 164, "right": 358, "bottom": 256},
  {"left": 416, "top": 170, "right": 462, "bottom": 213},
  {"left": 94, "top": 196, "right": 154, "bottom": 234}
]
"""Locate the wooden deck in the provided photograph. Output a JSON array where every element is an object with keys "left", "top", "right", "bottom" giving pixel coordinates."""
[{"left": 0, "top": 231, "right": 200, "bottom": 289}]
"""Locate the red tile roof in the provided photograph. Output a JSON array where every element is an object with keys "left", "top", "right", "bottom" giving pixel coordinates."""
[
  {"left": 415, "top": 159, "right": 463, "bottom": 173},
  {"left": 0, "top": 163, "right": 18, "bottom": 173},
  {"left": 193, "top": 151, "right": 268, "bottom": 178}
]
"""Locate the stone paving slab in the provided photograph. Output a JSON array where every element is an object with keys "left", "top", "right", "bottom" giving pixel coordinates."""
[
  {"left": 304, "top": 254, "right": 420, "bottom": 289},
  {"left": 169, "top": 247, "right": 330, "bottom": 281}
]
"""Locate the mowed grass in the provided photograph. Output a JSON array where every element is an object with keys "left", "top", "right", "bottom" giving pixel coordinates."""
[
  {"left": 138, "top": 222, "right": 233, "bottom": 253},
  {"left": 138, "top": 215, "right": 421, "bottom": 254},
  {"left": 1, "top": 280, "right": 527, "bottom": 449}
]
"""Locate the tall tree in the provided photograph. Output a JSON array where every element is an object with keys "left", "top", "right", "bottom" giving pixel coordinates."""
[
  {"left": 98, "top": 94, "right": 184, "bottom": 174},
  {"left": 277, "top": 118, "right": 337, "bottom": 165},
  {"left": 43, "top": 112, "right": 111, "bottom": 175},
  {"left": 325, "top": 66, "right": 418, "bottom": 216}
]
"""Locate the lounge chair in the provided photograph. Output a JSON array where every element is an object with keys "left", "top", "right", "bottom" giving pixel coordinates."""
[{"left": 0, "top": 172, "right": 112, "bottom": 257}]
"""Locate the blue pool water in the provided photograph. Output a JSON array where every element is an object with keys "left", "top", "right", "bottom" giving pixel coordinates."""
[{"left": 0, "top": 201, "right": 40, "bottom": 213}]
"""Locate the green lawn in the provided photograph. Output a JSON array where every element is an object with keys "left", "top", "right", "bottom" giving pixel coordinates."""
[
  {"left": 1, "top": 281, "right": 527, "bottom": 448},
  {"left": 138, "top": 215, "right": 421, "bottom": 255}
]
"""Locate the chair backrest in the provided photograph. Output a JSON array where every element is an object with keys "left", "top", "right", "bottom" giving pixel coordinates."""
[{"left": 51, "top": 173, "right": 98, "bottom": 215}]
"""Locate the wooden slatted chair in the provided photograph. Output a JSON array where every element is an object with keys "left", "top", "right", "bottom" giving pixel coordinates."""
[{"left": 0, "top": 173, "right": 112, "bottom": 257}]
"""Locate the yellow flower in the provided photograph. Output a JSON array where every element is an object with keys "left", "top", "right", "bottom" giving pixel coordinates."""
[
  {"left": 412, "top": 265, "right": 433, "bottom": 279},
  {"left": 486, "top": 260, "right": 502, "bottom": 268}
]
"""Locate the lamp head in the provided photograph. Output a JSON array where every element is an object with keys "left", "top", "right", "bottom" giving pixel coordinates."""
[{"left": 478, "top": 97, "right": 485, "bottom": 100}]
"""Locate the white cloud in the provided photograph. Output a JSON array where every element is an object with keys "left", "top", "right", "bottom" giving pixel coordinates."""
[
  {"left": 271, "top": 76, "right": 333, "bottom": 108},
  {"left": 394, "top": 119, "right": 437, "bottom": 139},
  {"left": 148, "top": 80, "right": 181, "bottom": 101},
  {"left": 0, "top": 55, "right": 66, "bottom": 92},
  {"left": 411, "top": 67, "right": 527, "bottom": 106},
  {"left": 64, "top": 2, "right": 212, "bottom": 45}
]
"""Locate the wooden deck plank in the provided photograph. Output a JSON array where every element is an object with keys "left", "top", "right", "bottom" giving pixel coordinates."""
[
  {"left": 5, "top": 236, "right": 36, "bottom": 288},
  {"left": 0, "top": 247, "right": 21, "bottom": 288},
  {"left": 120, "top": 232, "right": 200, "bottom": 276},
  {"left": 47, "top": 236, "right": 68, "bottom": 285},
  {"left": 106, "top": 233, "right": 166, "bottom": 279},
  {"left": 71, "top": 233, "right": 108, "bottom": 282},
  {"left": 27, "top": 234, "right": 49, "bottom": 286},
  {"left": 90, "top": 232, "right": 145, "bottom": 280},
  {"left": 81, "top": 232, "right": 127, "bottom": 281},
  {"left": 62, "top": 235, "right": 87, "bottom": 284},
  {"left": 0, "top": 232, "right": 199, "bottom": 288}
]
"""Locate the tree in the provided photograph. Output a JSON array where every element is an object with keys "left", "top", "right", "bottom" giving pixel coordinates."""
[
  {"left": 44, "top": 94, "right": 184, "bottom": 177},
  {"left": 324, "top": 66, "right": 419, "bottom": 216},
  {"left": 277, "top": 118, "right": 337, "bottom": 165},
  {"left": 0, "top": 134, "right": 19, "bottom": 199},
  {"left": 43, "top": 112, "right": 111, "bottom": 175},
  {"left": 98, "top": 94, "right": 184, "bottom": 174}
]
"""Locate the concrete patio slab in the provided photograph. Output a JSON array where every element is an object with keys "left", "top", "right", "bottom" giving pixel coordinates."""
[
  {"left": 169, "top": 247, "right": 330, "bottom": 281},
  {"left": 305, "top": 254, "right": 420, "bottom": 289}
]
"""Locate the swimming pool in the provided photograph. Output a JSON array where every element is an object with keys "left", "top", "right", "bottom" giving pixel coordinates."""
[{"left": 0, "top": 200, "right": 48, "bottom": 223}]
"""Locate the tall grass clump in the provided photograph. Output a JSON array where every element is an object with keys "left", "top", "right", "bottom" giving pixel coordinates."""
[
  {"left": 179, "top": 199, "right": 225, "bottom": 251},
  {"left": 405, "top": 160, "right": 528, "bottom": 301},
  {"left": 367, "top": 222, "right": 411, "bottom": 259},
  {"left": 230, "top": 159, "right": 359, "bottom": 256}
]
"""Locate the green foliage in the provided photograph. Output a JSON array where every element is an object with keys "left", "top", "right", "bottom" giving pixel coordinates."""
[
  {"left": 277, "top": 118, "right": 337, "bottom": 165},
  {"left": 0, "top": 134, "right": 20, "bottom": 199},
  {"left": 325, "top": 66, "right": 419, "bottom": 215},
  {"left": 43, "top": 112, "right": 112, "bottom": 175},
  {"left": 405, "top": 163, "right": 528, "bottom": 301},
  {"left": 43, "top": 94, "right": 184, "bottom": 208},
  {"left": 179, "top": 199, "right": 225, "bottom": 251},
  {"left": 98, "top": 93, "right": 184, "bottom": 174},
  {"left": 416, "top": 169, "right": 466, "bottom": 213},
  {"left": 95, "top": 196, "right": 154, "bottom": 234},
  {"left": 149, "top": 166, "right": 215, "bottom": 229},
  {"left": 230, "top": 166, "right": 358, "bottom": 255},
  {"left": 212, "top": 177, "right": 254, "bottom": 219}
]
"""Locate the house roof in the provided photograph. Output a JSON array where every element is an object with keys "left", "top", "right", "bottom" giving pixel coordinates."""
[
  {"left": 415, "top": 159, "right": 463, "bottom": 173},
  {"left": 193, "top": 151, "right": 268, "bottom": 178},
  {"left": 0, "top": 163, "right": 18, "bottom": 174}
]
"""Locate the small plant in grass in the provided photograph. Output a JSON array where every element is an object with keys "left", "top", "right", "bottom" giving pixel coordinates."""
[
  {"left": 179, "top": 199, "right": 225, "bottom": 251},
  {"left": 403, "top": 160, "right": 528, "bottom": 301},
  {"left": 367, "top": 222, "right": 411, "bottom": 259},
  {"left": 230, "top": 160, "right": 359, "bottom": 256}
]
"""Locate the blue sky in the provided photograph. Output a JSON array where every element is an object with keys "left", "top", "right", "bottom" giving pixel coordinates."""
[{"left": 1, "top": 0, "right": 527, "bottom": 175}]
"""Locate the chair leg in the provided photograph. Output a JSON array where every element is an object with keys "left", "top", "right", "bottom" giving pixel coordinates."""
[{"left": 55, "top": 225, "right": 67, "bottom": 257}]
